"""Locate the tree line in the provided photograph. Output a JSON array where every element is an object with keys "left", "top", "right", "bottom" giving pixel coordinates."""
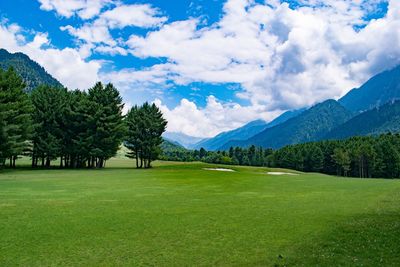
[
  {"left": 161, "top": 133, "right": 400, "bottom": 179},
  {"left": 160, "top": 146, "right": 273, "bottom": 166},
  {"left": 270, "top": 134, "right": 400, "bottom": 178},
  {"left": 0, "top": 68, "right": 167, "bottom": 169}
]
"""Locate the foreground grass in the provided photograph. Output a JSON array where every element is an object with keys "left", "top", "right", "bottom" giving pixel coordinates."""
[{"left": 0, "top": 159, "right": 399, "bottom": 266}]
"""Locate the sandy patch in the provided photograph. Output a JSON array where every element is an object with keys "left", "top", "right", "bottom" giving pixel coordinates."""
[
  {"left": 203, "top": 168, "right": 235, "bottom": 172},
  {"left": 267, "top": 172, "right": 299, "bottom": 176}
]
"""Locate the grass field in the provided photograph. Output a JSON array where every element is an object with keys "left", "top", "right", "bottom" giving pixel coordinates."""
[{"left": 1, "top": 159, "right": 400, "bottom": 266}]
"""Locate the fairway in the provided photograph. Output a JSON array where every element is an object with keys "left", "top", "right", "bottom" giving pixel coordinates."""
[{"left": 1, "top": 160, "right": 400, "bottom": 266}]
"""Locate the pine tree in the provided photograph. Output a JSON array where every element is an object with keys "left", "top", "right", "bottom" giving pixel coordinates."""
[
  {"left": 31, "top": 85, "right": 66, "bottom": 167},
  {"left": 125, "top": 103, "right": 167, "bottom": 168},
  {"left": 63, "top": 90, "right": 92, "bottom": 168},
  {"left": 125, "top": 105, "right": 143, "bottom": 168},
  {"left": 87, "top": 82, "right": 125, "bottom": 168},
  {"left": 0, "top": 68, "right": 33, "bottom": 168}
]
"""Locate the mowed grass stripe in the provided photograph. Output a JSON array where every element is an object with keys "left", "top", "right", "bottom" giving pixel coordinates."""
[{"left": 0, "top": 159, "right": 399, "bottom": 266}]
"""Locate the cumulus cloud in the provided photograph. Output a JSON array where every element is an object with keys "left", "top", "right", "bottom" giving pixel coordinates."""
[
  {"left": 58, "top": 3, "right": 167, "bottom": 57},
  {"left": 38, "top": 0, "right": 111, "bottom": 19},
  {"left": 154, "top": 97, "right": 282, "bottom": 138},
  {"left": 127, "top": 0, "right": 400, "bottom": 110},
  {"left": 100, "top": 4, "right": 167, "bottom": 29},
  {"left": 0, "top": 23, "right": 101, "bottom": 89},
  {"left": 20, "top": 0, "right": 400, "bottom": 137}
]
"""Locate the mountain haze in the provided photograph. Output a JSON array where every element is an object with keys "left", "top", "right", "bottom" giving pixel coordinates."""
[
  {"left": 162, "top": 132, "right": 203, "bottom": 149},
  {"left": 221, "top": 100, "right": 353, "bottom": 149},
  {"left": 195, "top": 109, "right": 305, "bottom": 151}
]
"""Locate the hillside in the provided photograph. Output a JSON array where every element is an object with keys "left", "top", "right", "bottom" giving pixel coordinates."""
[
  {"left": 339, "top": 65, "right": 400, "bottom": 112},
  {"left": 194, "top": 120, "right": 267, "bottom": 150},
  {"left": 161, "top": 138, "right": 186, "bottom": 152},
  {"left": 221, "top": 100, "right": 353, "bottom": 149},
  {"left": 195, "top": 108, "right": 305, "bottom": 151},
  {"left": 0, "top": 49, "right": 62, "bottom": 92},
  {"left": 162, "top": 132, "right": 203, "bottom": 149},
  {"left": 325, "top": 100, "right": 400, "bottom": 140}
]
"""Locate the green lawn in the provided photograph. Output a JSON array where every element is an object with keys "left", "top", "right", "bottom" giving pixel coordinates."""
[{"left": 1, "top": 159, "right": 399, "bottom": 266}]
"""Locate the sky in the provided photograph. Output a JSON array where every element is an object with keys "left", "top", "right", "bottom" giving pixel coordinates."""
[{"left": 0, "top": 0, "right": 399, "bottom": 138}]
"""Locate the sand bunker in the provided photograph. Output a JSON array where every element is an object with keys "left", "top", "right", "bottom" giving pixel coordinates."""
[
  {"left": 203, "top": 168, "right": 236, "bottom": 172},
  {"left": 267, "top": 172, "right": 299, "bottom": 176}
]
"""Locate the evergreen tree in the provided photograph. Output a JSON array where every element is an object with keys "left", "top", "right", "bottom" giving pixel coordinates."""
[
  {"left": 125, "top": 103, "right": 167, "bottom": 168},
  {"left": 87, "top": 82, "right": 125, "bottom": 168},
  {"left": 31, "top": 85, "right": 66, "bottom": 167},
  {"left": 332, "top": 148, "right": 351, "bottom": 176},
  {"left": 0, "top": 68, "right": 33, "bottom": 168}
]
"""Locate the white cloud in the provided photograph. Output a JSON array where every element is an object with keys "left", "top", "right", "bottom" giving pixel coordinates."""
[
  {"left": 58, "top": 3, "right": 167, "bottom": 57},
  {"left": 125, "top": 0, "right": 400, "bottom": 111},
  {"left": 0, "top": 23, "right": 101, "bottom": 89},
  {"left": 60, "top": 22, "right": 116, "bottom": 46},
  {"left": 154, "top": 96, "right": 281, "bottom": 138},
  {"left": 100, "top": 4, "right": 167, "bottom": 29},
  {"left": 21, "top": 0, "right": 400, "bottom": 137},
  {"left": 38, "top": 0, "right": 111, "bottom": 19}
]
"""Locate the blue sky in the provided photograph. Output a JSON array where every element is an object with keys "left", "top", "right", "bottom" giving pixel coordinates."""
[{"left": 0, "top": 0, "right": 398, "bottom": 137}]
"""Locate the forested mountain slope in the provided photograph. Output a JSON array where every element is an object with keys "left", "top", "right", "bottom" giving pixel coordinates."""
[
  {"left": 221, "top": 100, "right": 353, "bottom": 149},
  {"left": 339, "top": 65, "right": 400, "bottom": 112},
  {"left": 325, "top": 100, "right": 400, "bottom": 140},
  {"left": 0, "top": 49, "right": 62, "bottom": 92}
]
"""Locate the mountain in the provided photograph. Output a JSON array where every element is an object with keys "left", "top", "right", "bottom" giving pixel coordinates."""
[
  {"left": 339, "top": 65, "right": 400, "bottom": 112},
  {"left": 0, "top": 49, "right": 62, "bottom": 92},
  {"left": 162, "top": 132, "right": 203, "bottom": 149},
  {"left": 221, "top": 100, "right": 353, "bottom": 149},
  {"left": 194, "top": 108, "right": 305, "bottom": 151},
  {"left": 161, "top": 138, "right": 186, "bottom": 152},
  {"left": 193, "top": 120, "right": 267, "bottom": 151},
  {"left": 325, "top": 100, "right": 400, "bottom": 140}
]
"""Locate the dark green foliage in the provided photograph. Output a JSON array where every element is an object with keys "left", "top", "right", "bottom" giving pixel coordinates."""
[
  {"left": 31, "top": 85, "right": 67, "bottom": 167},
  {"left": 339, "top": 65, "right": 400, "bottom": 112},
  {"left": 222, "top": 100, "right": 353, "bottom": 149},
  {"left": 270, "top": 133, "right": 400, "bottom": 178},
  {"left": 125, "top": 103, "right": 167, "bottom": 168},
  {"left": 0, "top": 68, "right": 33, "bottom": 168},
  {"left": 162, "top": 133, "right": 400, "bottom": 178},
  {"left": 86, "top": 82, "right": 125, "bottom": 168},
  {"left": 326, "top": 100, "right": 400, "bottom": 139},
  {"left": 161, "top": 144, "right": 273, "bottom": 167},
  {"left": 0, "top": 49, "right": 62, "bottom": 92},
  {"left": 30, "top": 82, "right": 125, "bottom": 168}
]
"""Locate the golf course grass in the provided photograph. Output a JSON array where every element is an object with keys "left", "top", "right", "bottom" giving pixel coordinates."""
[{"left": 1, "top": 159, "right": 399, "bottom": 266}]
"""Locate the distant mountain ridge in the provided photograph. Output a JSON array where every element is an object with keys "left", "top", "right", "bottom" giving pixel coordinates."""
[
  {"left": 218, "top": 64, "right": 400, "bottom": 150},
  {"left": 0, "top": 48, "right": 62, "bottom": 92},
  {"left": 221, "top": 100, "right": 353, "bottom": 150},
  {"left": 162, "top": 132, "right": 203, "bottom": 149},
  {"left": 339, "top": 65, "right": 400, "bottom": 112},
  {"left": 325, "top": 100, "right": 400, "bottom": 140},
  {"left": 195, "top": 108, "right": 305, "bottom": 151},
  {"left": 193, "top": 119, "right": 268, "bottom": 151}
]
